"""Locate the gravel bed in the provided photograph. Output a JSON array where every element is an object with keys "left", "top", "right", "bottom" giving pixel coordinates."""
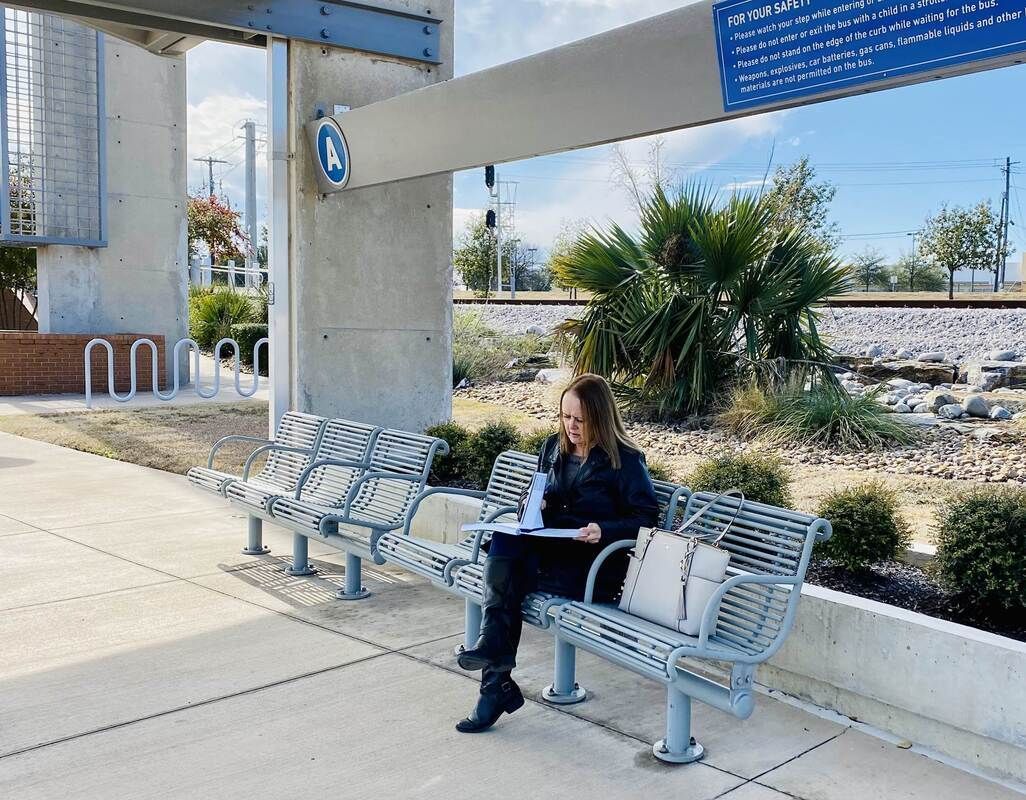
[
  {"left": 469, "top": 304, "right": 1026, "bottom": 362},
  {"left": 460, "top": 381, "right": 1026, "bottom": 486}
]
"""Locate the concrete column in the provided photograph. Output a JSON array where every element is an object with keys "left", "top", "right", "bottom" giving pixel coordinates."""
[
  {"left": 287, "top": 0, "right": 454, "bottom": 431},
  {"left": 36, "top": 36, "right": 187, "bottom": 382}
]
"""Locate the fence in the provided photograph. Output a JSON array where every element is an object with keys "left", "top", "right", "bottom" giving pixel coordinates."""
[{"left": 189, "top": 259, "right": 268, "bottom": 291}]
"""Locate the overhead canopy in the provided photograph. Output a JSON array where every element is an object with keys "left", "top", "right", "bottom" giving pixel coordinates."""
[{"left": 7, "top": 0, "right": 442, "bottom": 58}]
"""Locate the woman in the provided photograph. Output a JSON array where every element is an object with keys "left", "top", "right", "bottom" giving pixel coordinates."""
[{"left": 456, "top": 373, "right": 660, "bottom": 733}]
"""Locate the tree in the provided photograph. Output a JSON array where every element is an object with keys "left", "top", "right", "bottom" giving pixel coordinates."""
[
  {"left": 0, "top": 246, "right": 36, "bottom": 330},
  {"left": 547, "top": 218, "right": 589, "bottom": 294},
  {"left": 609, "top": 138, "right": 677, "bottom": 212},
  {"left": 888, "top": 253, "right": 946, "bottom": 292},
  {"left": 554, "top": 185, "right": 852, "bottom": 418},
  {"left": 764, "top": 157, "right": 840, "bottom": 252},
  {"left": 187, "top": 195, "right": 250, "bottom": 265},
  {"left": 849, "top": 248, "right": 885, "bottom": 292},
  {"left": 919, "top": 202, "right": 998, "bottom": 299},
  {"left": 453, "top": 214, "right": 540, "bottom": 297}
]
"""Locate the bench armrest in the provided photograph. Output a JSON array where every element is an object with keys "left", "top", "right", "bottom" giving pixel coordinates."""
[
  {"left": 400, "top": 487, "right": 487, "bottom": 538},
  {"left": 293, "top": 457, "right": 373, "bottom": 500},
  {"left": 695, "top": 573, "right": 803, "bottom": 658},
  {"left": 464, "top": 505, "right": 518, "bottom": 563},
  {"left": 583, "top": 539, "right": 636, "bottom": 604},
  {"left": 316, "top": 472, "right": 426, "bottom": 535},
  {"left": 242, "top": 444, "right": 312, "bottom": 480},
  {"left": 207, "top": 435, "right": 271, "bottom": 469}
]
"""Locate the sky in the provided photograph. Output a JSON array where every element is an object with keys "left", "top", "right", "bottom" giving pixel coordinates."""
[{"left": 185, "top": 0, "right": 1026, "bottom": 272}]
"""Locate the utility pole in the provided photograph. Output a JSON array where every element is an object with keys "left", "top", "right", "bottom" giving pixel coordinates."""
[
  {"left": 995, "top": 157, "right": 1018, "bottom": 291},
  {"left": 194, "top": 155, "right": 229, "bottom": 198},
  {"left": 242, "top": 120, "right": 259, "bottom": 286}
]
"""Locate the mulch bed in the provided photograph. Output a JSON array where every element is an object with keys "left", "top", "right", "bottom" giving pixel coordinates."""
[{"left": 806, "top": 559, "right": 1026, "bottom": 643}]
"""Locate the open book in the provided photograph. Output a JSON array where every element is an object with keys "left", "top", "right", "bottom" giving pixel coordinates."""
[{"left": 460, "top": 472, "right": 582, "bottom": 539}]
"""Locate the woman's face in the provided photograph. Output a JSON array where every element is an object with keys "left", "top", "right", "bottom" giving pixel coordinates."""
[{"left": 561, "top": 391, "right": 587, "bottom": 448}]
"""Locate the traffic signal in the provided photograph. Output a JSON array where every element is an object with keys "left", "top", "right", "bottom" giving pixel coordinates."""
[
  {"left": 486, "top": 209, "right": 497, "bottom": 229},
  {"left": 485, "top": 165, "right": 495, "bottom": 189}
]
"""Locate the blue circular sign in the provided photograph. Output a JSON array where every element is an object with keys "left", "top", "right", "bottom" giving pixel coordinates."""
[{"left": 315, "top": 118, "right": 350, "bottom": 188}]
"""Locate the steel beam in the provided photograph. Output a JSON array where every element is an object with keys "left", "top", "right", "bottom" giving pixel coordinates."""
[
  {"left": 306, "top": 0, "right": 1026, "bottom": 192},
  {"left": 10, "top": 1, "right": 442, "bottom": 62}
]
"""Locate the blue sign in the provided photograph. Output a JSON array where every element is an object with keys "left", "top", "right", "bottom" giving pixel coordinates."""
[
  {"left": 713, "top": 0, "right": 1026, "bottom": 111},
  {"left": 315, "top": 117, "right": 350, "bottom": 188}
]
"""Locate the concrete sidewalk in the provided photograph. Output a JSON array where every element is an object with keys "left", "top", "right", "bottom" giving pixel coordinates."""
[{"left": 0, "top": 431, "right": 1020, "bottom": 799}]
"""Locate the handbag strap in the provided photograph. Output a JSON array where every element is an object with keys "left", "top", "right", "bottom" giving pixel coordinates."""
[{"left": 676, "top": 489, "right": 745, "bottom": 545}]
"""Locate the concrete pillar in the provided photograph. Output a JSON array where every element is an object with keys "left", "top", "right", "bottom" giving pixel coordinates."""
[
  {"left": 287, "top": 0, "right": 454, "bottom": 431},
  {"left": 36, "top": 36, "right": 187, "bottom": 382}
]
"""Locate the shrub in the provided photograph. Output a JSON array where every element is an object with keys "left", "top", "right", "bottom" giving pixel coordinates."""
[
  {"left": 936, "top": 487, "right": 1026, "bottom": 615},
  {"left": 688, "top": 452, "right": 793, "bottom": 507},
  {"left": 425, "top": 422, "right": 475, "bottom": 485},
  {"left": 228, "top": 323, "right": 268, "bottom": 370},
  {"left": 520, "top": 427, "right": 557, "bottom": 455},
  {"left": 466, "top": 420, "right": 525, "bottom": 487},
  {"left": 646, "top": 459, "right": 673, "bottom": 482},
  {"left": 815, "top": 482, "right": 911, "bottom": 572},
  {"left": 190, "top": 288, "right": 256, "bottom": 349},
  {"left": 720, "top": 382, "right": 917, "bottom": 450}
]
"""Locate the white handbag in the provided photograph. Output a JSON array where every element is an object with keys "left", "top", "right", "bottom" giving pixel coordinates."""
[{"left": 618, "top": 490, "right": 743, "bottom": 636}]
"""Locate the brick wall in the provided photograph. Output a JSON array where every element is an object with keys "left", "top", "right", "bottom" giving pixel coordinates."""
[{"left": 0, "top": 333, "right": 167, "bottom": 396}]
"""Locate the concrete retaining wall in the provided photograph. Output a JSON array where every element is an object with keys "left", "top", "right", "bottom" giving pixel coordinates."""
[
  {"left": 407, "top": 492, "right": 1026, "bottom": 784},
  {"left": 764, "top": 586, "right": 1026, "bottom": 784}
]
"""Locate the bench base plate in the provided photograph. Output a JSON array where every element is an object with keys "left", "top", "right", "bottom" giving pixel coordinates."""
[
  {"left": 336, "top": 587, "right": 371, "bottom": 601},
  {"left": 542, "top": 684, "right": 587, "bottom": 705},
  {"left": 285, "top": 563, "right": 317, "bottom": 577},
  {"left": 653, "top": 738, "right": 704, "bottom": 764},
  {"left": 241, "top": 545, "right": 271, "bottom": 556}
]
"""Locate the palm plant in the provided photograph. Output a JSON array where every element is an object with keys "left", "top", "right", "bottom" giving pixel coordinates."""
[{"left": 553, "top": 185, "right": 852, "bottom": 417}]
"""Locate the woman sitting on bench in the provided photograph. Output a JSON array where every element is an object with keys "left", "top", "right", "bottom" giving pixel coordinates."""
[{"left": 456, "top": 373, "right": 660, "bottom": 733}]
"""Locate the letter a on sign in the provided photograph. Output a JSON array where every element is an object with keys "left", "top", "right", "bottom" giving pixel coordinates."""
[{"left": 314, "top": 117, "right": 350, "bottom": 189}]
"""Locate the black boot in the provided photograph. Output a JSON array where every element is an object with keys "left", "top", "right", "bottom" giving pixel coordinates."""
[
  {"left": 458, "top": 556, "right": 522, "bottom": 672},
  {"left": 455, "top": 668, "right": 525, "bottom": 733}
]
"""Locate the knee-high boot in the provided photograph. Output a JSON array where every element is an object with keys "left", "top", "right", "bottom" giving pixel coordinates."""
[
  {"left": 455, "top": 666, "right": 525, "bottom": 733},
  {"left": 457, "top": 556, "right": 522, "bottom": 672}
]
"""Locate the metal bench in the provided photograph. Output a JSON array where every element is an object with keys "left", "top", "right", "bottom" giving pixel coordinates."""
[
  {"left": 376, "top": 450, "right": 539, "bottom": 586},
  {"left": 553, "top": 491, "right": 831, "bottom": 764},
  {"left": 269, "top": 428, "right": 448, "bottom": 600},
  {"left": 187, "top": 411, "right": 327, "bottom": 554},
  {"left": 225, "top": 418, "right": 381, "bottom": 576},
  {"left": 449, "top": 478, "right": 688, "bottom": 704}
]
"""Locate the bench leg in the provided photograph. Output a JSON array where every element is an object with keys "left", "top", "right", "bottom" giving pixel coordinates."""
[
  {"left": 654, "top": 685, "right": 704, "bottom": 764},
  {"left": 542, "top": 637, "right": 587, "bottom": 705},
  {"left": 336, "top": 552, "right": 371, "bottom": 601},
  {"left": 284, "top": 533, "right": 316, "bottom": 577},
  {"left": 242, "top": 515, "right": 270, "bottom": 556},
  {"left": 454, "top": 599, "right": 482, "bottom": 656}
]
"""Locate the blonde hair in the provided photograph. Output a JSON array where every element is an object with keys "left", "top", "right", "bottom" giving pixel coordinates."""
[{"left": 558, "top": 373, "right": 641, "bottom": 470}]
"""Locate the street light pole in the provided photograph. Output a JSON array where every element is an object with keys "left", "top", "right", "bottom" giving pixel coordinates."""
[{"left": 907, "top": 231, "right": 918, "bottom": 292}]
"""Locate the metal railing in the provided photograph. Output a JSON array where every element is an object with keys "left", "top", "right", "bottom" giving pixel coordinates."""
[
  {"left": 189, "top": 260, "right": 268, "bottom": 290},
  {"left": 84, "top": 337, "right": 269, "bottom": 408}
]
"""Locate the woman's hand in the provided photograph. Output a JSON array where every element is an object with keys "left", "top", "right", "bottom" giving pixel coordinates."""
[{"left": 575, "top": 523, "right": 602, "bottom": 544}]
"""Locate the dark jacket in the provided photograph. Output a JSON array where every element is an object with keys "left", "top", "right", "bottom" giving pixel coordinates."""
[{"left": 533, "top": 434, "right": 659, "bottom": 600}]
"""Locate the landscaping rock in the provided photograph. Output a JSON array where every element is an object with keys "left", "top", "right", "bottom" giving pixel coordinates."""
[
  {"left": 893, "top": 402, "right": 911, "bottom": 413},
  {"left": 913, "top": 403, "right": 929, "bottom": 414},
  {"left": 963, "top": 361, "right": 1026, "bottom": 390},
  {"left": 535, "top": 368, "right": 570, "bottom": 385},
  {"left": 917, "top": 351, "right": 946, "bottom": 362},
  {"left": 925, "top": 391, "right": 958, "bottom": 413},
  {"left": 895, "top": 349, "right": 914, "bottom": 359},
  {"left": 887, "top": 378, "right": 915, "bottom": 389},
  {"left": 857, "top": 360, "right": 957, "bottom": 385},
  {"left": 866, "top": 344, "right": 884, "bottom": 357},
  {"left": 963, "top": 394, "right": 991, "bottom": 419},
  {"left": 514, "top": 369, "right": 539, "bottom": 382},
  {"left": 938, "top": 404, "right": 966, "bottom": 420},
  {"left": 991, "top": 406, "right": 1014, "bottom": 421},
  {"left": 989, "top": 349, "right": 1019, "bottom": 362}
]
